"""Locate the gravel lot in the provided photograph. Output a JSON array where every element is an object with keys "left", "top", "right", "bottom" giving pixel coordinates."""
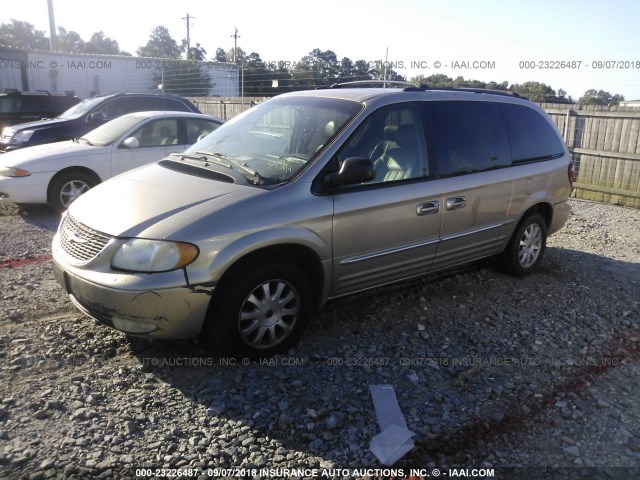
[{"left": 0, "top": 198, "right": 639, "bottom": 480}]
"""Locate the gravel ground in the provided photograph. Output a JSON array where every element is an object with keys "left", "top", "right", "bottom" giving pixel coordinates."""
[{"left": 0, "top": 198, "right": 639, "bottom": 480}]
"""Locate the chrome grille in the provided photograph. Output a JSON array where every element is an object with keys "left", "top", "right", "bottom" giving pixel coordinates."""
[{"left": 59, "top": 214, "right": 112, "bottom": 261}]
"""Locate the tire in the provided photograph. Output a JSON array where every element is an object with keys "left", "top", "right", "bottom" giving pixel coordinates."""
[
  {"left": 205, "top": 262, "right": 312, "bottom": 358},
  {"left": 49, "top": 171, "right": 97, "bottom": 212},
  {"left": 497, "top": 213, "right": 547, "bottom": 276}
]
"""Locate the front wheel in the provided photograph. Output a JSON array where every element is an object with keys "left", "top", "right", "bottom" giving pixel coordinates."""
[
  {"left": 497, "top": 213, "right": 547, "bottom": 276},
  {"left": 205, "top": 263, "right": 312, "bottom": 358},
  {"left": 49, "top": 171, "right": 97, "bottom": 212}
]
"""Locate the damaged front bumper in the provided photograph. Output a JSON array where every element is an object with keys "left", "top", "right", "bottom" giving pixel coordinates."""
[{"left": 52, "top": 260, "right": 215, "bottom": 338}]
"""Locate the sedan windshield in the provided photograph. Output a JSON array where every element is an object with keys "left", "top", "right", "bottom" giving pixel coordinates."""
[
  {"left": 80, "top": 115, "right": 146, "bottom": 147},
  {"left": 56, "top": 96, "right": 105, "bottom": 120},
  {"left": 182, "top": 96, "right": 362, "bottom": 185}
]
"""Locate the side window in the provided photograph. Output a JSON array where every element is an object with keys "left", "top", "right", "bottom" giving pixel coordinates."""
[
  {"left": 130, "top": 119, "right": 179, "bottom": 147},
  {"left": 337, "top": 104, "right": 429, "bottom": 183},
  {"left": 185, "top": 118, "right": 221, "bottom": 144},
  {"left": 127, "top": 97, "right": 191, "bottom": 113},
  {"left": 93, "top": 98, "right": 130, "bottom": 120},
  {"left": 423, "top": 101, "right": 511, "bottom": 176},
  {"left": 163, "top": 99, "right": 190, "bottom": 112},
  {"left": 500, "top": 104, "right": 565, "bottom": 163}
]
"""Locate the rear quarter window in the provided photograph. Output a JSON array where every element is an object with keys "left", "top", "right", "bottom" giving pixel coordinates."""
[{"left": 500, "top": 103, "right": 565, "bottom": 163}]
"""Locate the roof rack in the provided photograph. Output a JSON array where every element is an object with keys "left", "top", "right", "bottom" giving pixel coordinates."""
[
  {"left": 428, "top": 86, "right": 522, "bottom": 98},
  {"left": 318, "top": 80, "right": 524, "bottom": 98},
  {"left": 320, "top": 80, "right": 429, "bottom": 90}
]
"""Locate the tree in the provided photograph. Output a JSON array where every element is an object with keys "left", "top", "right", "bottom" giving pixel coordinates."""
[
  {"left": 410, "top": 74, "right": 454, "bottom": 87},
  {"left": 84, "top": 32, "right": 128, "bottom": 55},
  {"left": 578, "top": 89, "right": 624, "bottom": 106},
  {"left": 56, "top": 27, "right": 86, "bottom": 53},
  {"left": 509, "top": 81, "right": 566, "bottom": 102},
  {"left": 291, "top": 48, "right": 340, "bottom": 88},
  {"left": 184, "top": 42, "right": 207, "bottom": 61},
  {"left": 137, "top": 26, "right": 182, "bottom": 58},
  {"left": 0, "top": 19, "right": 49, "bottom": 50},
  {"left": 214, "top": 48, "right": 228, "bottom": 62}
]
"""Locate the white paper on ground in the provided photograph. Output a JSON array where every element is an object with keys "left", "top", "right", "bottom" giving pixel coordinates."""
[{"left": 369, "top": 384, "right": 415, "bottom": 465}]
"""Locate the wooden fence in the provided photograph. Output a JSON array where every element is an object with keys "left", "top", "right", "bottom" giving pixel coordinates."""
[
  {"left": 541, "top": 103, "right": 640, "bottom": 208},
  {"left": 189, "top": 97, "right": 640, "bottom": 208}
]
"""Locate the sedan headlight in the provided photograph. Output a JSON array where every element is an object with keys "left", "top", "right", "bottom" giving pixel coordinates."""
[
  {"left": 112, "top": 239, "right": 199, "bottom": 272},
  {"left": 10, "top": 130, "right": 36, "bottom": 144},
  {"left": 0, "top": 166, "right": 31, "bottom": 177}
]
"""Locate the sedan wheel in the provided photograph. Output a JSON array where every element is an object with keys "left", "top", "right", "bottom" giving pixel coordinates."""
[{"left": 49, "top": 171, "right": 97, "bottom": 212}]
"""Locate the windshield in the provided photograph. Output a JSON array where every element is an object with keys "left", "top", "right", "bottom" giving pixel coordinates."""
[
  {"left": 81, "top": 114, "right": 145, "bottom": 147},
  {"left": 182, "top": 96, "right": 362, "bottom": 185},
  {"left": 56, "top": 96, "right": 105, "bottom": 120}
]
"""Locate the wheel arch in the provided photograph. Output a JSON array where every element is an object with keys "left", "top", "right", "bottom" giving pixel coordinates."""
[
  {"left": 211, "top": 243, "right": 326, "bottom": 314},
  {"left": 47, "top": 167, "right": 102, "bottom": 204},
  {"left": 520, "top": 201, "right": 552, "bottom": 229}
]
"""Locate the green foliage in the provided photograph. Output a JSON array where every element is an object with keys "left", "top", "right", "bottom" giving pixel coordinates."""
[
  {"left": 0, "top": 20, "right": 128, "bottom": 55},
  {"left": 578, "top": 89, "right": 624, "bottom": 106},
  {"left": 137, "top": 26, "right": 182, "bottom": 59},
  {"left": 85, "top": 32, "right": 128, "bottom": 56},
  {"left": 185, "top": 43, "right": 207, "bottom": 61},
  {"left": 0, "top": 20, "right": 49, "bottom": 50},
  {"left": 409, "top": 75, "right": 574, "bottom": 103},
  {"left": 56, "top": 27, "right": 85, "bottom": 54}
]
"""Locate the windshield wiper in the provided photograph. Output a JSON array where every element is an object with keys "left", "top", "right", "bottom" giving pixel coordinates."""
[{"left": 194, "top": 151, "right": 262, "bottom": 185}]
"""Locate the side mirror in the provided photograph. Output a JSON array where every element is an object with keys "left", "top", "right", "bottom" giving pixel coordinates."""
[
  {"left": 121, "top": 137, "right": 140, "bottom": 149},
  {"left": 323, "top": 157, "right": 375, "bottom": 188}
]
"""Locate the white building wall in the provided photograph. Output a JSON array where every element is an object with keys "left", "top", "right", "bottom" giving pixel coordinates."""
[{"left": 0, "top": 50, "right": 239, "bottom": 99}]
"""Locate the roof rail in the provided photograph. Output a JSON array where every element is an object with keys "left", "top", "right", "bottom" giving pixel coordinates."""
[
  {"left": 316, "top": 81, "right": 524, "bottom": 98},
  {"left": 428, "top": 86, "right": 522, "bottom": 98},
  {"left": 319, "top": 80, "right": 429, "bottom": 90}
]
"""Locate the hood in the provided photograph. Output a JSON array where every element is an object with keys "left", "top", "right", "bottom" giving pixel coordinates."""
[
  {"left": 3, "top": 117, "right": 67, "bottom": 133},
  {"left": 0, "top": 140, "right": 99, "bottom": 170},
  {"left": 68, "top": 162, "right": 261, "bottom": 238}
]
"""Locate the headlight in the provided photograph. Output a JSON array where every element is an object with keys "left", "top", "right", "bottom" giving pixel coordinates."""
[
  {"left": 0, "top": 166, "right": 31, "bottom": 177},
  {"left": 10, "top": 130, "right": 36, "bottom": 144},
  {"left": 112, "top": 238, "right": 199, "bottom": 272}
]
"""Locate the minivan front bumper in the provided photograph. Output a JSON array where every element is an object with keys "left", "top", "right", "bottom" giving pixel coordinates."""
[{"left": 52, "top": 260, "right": 215, "bottom": 338}]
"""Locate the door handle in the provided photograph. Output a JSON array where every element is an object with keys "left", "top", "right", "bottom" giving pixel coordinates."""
[
  {"left": 446, "top": 196, "right": 467, "bottom": 210},
  {"left": 416, "top": 200, "right": 440, "bottom": 216}
]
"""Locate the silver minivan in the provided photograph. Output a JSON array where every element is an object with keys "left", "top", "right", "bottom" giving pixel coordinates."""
[{"left": 52, "top": 83, "right": 573, "bottom": 356}]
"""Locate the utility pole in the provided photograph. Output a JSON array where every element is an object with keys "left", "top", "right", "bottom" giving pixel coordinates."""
[
  {"left": 231, "top": 28, "right": 240, "bottom": 63},
  {"left": 47, "top": 0, "right": 58, "bottom": 51},
  {"left": 182, "top": 13, "right": 195, "bottom": 59}
]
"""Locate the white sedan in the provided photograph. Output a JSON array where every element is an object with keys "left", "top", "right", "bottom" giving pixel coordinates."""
[{"left": 0, "top": 111, "right": 223, "bottom": 211}]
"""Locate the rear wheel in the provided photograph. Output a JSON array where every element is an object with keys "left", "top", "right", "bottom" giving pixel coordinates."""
[
  {"left": 497, "top": 213, "right": 547, "bottom": 276},
  {"left": 49, "top": 171, "right": 97, "bottom": 212},
  {"left": 205, "top": 262, "right": 312, "bottom": 358}
]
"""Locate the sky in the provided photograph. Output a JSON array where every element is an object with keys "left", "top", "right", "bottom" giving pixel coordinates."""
[{"left": 3, "top": 0, "right": 640, "bottom": 101}]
